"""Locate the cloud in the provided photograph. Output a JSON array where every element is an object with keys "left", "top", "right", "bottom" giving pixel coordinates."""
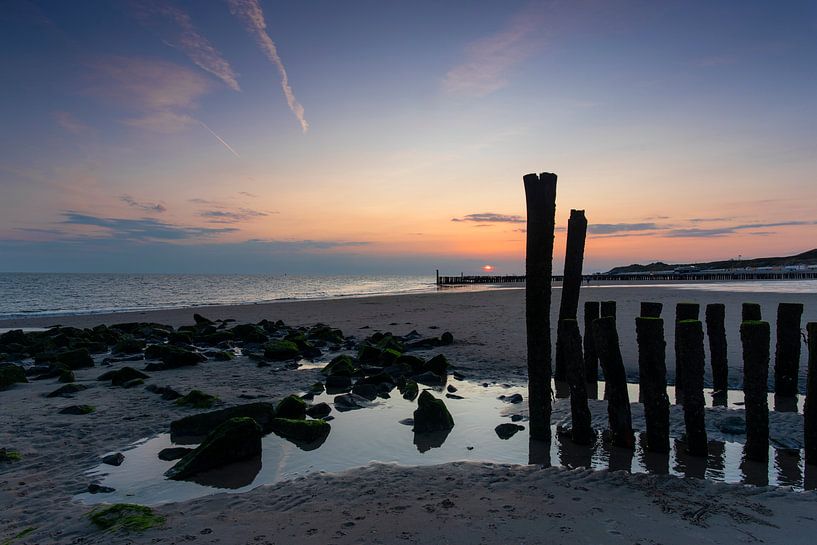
[
  {"left": 120, "top": 195, "right": 167, "bottom": 213},
  {"left": 239, "top": 191, "right": 258, "bottom": 198},
  {"left": 664, "top": 221, "right": 815, "bottom": 238},
  {"left": 53, "top": 111, "right": 91, "bottom": 134},
  {"left": 443, "top": 2, "right": 548, "bottom": 96},
  {"left": 452, "top": 213, "right": 525, "bottom": 223},
  {"left": 199, "top": 208, "right": 270, "bottom": 223},
  {"left": 61, "top": 211, "right": 236, "bottom": 241},
  {"left": 130, "top": 0, "right": 241, "bottom": 91},
  {"left": 588, "top": 223, "right": 661, "bottom": 235},
  {"left": 226, "top": 0, "right": 309, "bottom": 132},
  {"left": 121, "top": 110, "right": 196, "bottom": 133},
  {"left": 244, "top": 239, "right": 370, "bottom": 251}
]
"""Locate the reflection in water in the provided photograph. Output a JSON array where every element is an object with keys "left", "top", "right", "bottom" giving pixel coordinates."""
[
  {"left": 775, "top": 448, "right": 802, "bottom": 487},
  {"left": 608, "top": 445, "right": 634, "bottom": 473},
  {"left": 804, "top": 463, "right": 817, "bottom": 491},
  {"left": 528, "top": 439, "right": 551, "bottom": 467},
  {"left": 674, "top": 439, "right": 707, "bottom": 479},
  {"left": 707, "top": 441, "right": 726, "bottom": 481},
  {"left": 557, "top": 432, "right": 593, "bottom": 469},
  {"left": 414, "top": 429, "right": 452, "bottom": 453},
  {"left": 638, "top": 434, "right": 669, "bottom": 475},
  {"left": 187, "top": 455, "right": 262, "bottom": 489}
]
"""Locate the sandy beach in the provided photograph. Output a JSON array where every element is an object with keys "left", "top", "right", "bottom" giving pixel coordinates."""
[{"left": 2, "top": 285, "right": 817, "bottom": 544}]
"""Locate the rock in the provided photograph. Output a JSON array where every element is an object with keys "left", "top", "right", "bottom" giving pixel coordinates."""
[
  {"left": 168, "top": 331, "right": 194, "bottom": 345},
  {"left": 306, "top": 402, "right": 332, "bottom": 419},
  {"left": 269, "top": 418, "right": 331, "bottom": 450},
  {"left": 308, "top": 382, "right": 325, "bottom": 395},
  {"left": 175, "top": 390, "right": 218, "bottom": 409},
  {"left": 145, "top": 384, "right": 183, "bottom": 401},
  {"left": 122, "top": 378, "right": 144, "bottom": 388},
  {"left": 144, "top": 345, "right": 206, "bottom": 370},
  {"left": 495, "top": 423, "right": 525, "bottom": 440},
  {"left": 102, "top": 452, "right": 125, "bottom": 466},
  {"left": 717, "top": 415, "right": 746, "bottom": 435},
  {"left": 334, "top": 393, "right": 371, "bottom": 412},
  {"left": 414, "top": 371, "right": 443, "bottom": 386},
  {"left": 395, "top": 355, "right": 425, "bottom": 372},
  {"left": 510, "top": 414, "right": 524, "bottom": 422},
  {"left": 0, "top": 363, "right": 28, "bottom": 389},
  {"left": 0, "top": 448, "right": 22, "bottom": 462},
  {"left": 263, "top": 340, "right": 300, "bottom": 361},
  {"left": 193, "top": 313, "right": 214, "bottom": 326},
  {"left": 230, "top": 324, "right": 269, "bottom": 343},
  {"left": 55, "top": 348, "right": 94, "bottom": 370},
  {"left": 58, "top": 369, "right": 75, "bottom": 383},
  {"left": 307, "top": 325, "right": 344, "bottom": 345},
  {"left": 97, "top": 367, "right": 150, "bottom": 386},
  {"left": 170, "top": 402, "right": 277, "bottom": 439},
  {"left": 502, "top": 393, "right": 524, "bottom": 404},
  {"left": 352, "top": 382, "right": 379, "bottom": 401},
  {"left": 158, "top": 447, "right": 193, "bottom": 461},
  {"left": 325, "top": 375, "right": 352, "bottom": 392},
  {"left": 112, "top": 337, "right": 146, "bottom": 355},
  {"left": 88, "top": 503, "right": 165, "bottom": 531},
  {"left": 425, "top": 354, "right": 449, "bottom": 376},
  {"left": 87, "top": 483, "right": 116, "bottom": 494},
  {"left": 166, "top": 417, "right": 262, "bottom": 480},
  {"left": 446, "top": 385, "right": 457, "bottom": 393},
  {"left": 400, "top": 380, "right": 419, "bottom": 401},
  {"left": 440, "top": 332, "right": 454, "bottom": 345},
  {"left": 413, "top": 391, "right": 454, "bottom": 433},
  {"left": 445, "top": 393, "right": 464, "bottom": 400},
  {"left": 276, "top": 395, "right": 307, "bottom": 419},
  {"left": 46, "top": 383, "right": 87, "bottom": 398},
  {"left": 59, "top": 404, "right": 95, "bottom": 415},
  {"left": 209, "top": 350, "right": 234, "bottom": 361},
  {"left": 322, "top": 355, "right": 358, "bottom": 377}
]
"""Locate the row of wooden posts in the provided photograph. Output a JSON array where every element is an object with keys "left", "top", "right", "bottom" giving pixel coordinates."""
[{"left": 523, "top": 171, "right": 817, "bottom": 464}]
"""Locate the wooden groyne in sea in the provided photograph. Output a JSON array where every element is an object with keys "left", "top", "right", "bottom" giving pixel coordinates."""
[{"left": 436, "top": 270, "right": 817, "bottom": 285}]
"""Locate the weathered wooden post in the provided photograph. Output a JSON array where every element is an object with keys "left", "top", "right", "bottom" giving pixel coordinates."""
[
  {"left": 584, "top": 301, "right": 600, "bottom": 399},
  {"left": 805, "top": 323, "right": 817, "bottom": 465},
  {"left": 774, "top": 302, "right": 804, "bottom": 397},
  {"left": 742, "top": 303, "right": 762, "bottom": 321},
  {"left": 524, "top": 172, "right": 557, "bottom": 441},
  {"left": 601, "top": 301, "right": 616, "bottom": 319},
  {"left": 674, "top": 303, "right": 699, "bottom": 399},
  {"left": 705, "top": 303, "right": 728, "bottom": 394},
  {"left": 678, "top": 320, "right": 707, "bottom": 456},
  {"left": 559, "top": 319, "right": 594, "bottom": 444},
  {"left": 636, "top": 317, "right": 670, "bottom": 453},
  {"left": 741, "top": 320, "right": 770, "bottom": 462},
  {"left": 592, "top": 316, "right": 634, "bottom": 448},
  {"left": 640, "top": 302, "right": 663, "bottom": 318},
  {"left": 554, "top": 209, "right": 588, "bottom": 382}
]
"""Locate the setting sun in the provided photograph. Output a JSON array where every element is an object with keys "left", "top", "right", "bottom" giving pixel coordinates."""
[{"left": 482, "top": 265, "right": 495, "bottom": 272}]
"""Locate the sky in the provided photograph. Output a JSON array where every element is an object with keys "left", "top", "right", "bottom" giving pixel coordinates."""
[{"left": 0, "top": 0, "right": 815, "bottom": 275}]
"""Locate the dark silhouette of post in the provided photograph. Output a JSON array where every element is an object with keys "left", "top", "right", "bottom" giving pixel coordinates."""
[
  {"left": 742, "top": 303, "right": 762, "bottom": 321},
  {"left": 592, "top": 316, "right": 634, "bottom": 448},
  {"left": 705, "top": 303, "right": 728, "bottom": 394},
  {"left": 640, "top": 302, "right": 663, "bottom": 318},
  {"left": 584, "top": 301, "right": 600, "bottom": 399},
  {"left": 554, "top": 209, "right": 588, "bottom": 382},
  {"left": 559, "top": 319, "right": 594, "bottom": 444},
  {"left": 678, "top": 320, "right": 707, "bottom": 456},
  {"left": 806, "top": 323, "right": 817, "bottom": 465},
  {"left": 524, "top": 172, "right": 557, "bottom": 441},
  {"left": 775, "top": 302, "right": 804, "bottom": 397},
  {"left": 741, "top": 320, "right": 770, "bottom": 462},
  {"left": 674, "top": 303, "right": 699, "bottom": 400},
  {"left": 636, "top": 317, "right": 670, "bottom": 453},
  {"left": 600, "top": 301, "right": 616, "bottom": 319}
]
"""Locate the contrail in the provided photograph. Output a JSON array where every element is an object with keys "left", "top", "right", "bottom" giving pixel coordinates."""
[
  {"left": 199, "top": 121, "right": 241, "bottom": 158},
  {"left": 226, "top": 0, "right": 309, "bottom": 133}
]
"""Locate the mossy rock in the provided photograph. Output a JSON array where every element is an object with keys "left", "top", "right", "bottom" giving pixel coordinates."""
[
  {"left": 230, "top": 324, "right": 269, "bottom": 343},
  {"left": 381, "top": 348, "right": 402, "bottom": 364},
  {"left": 88, "top": 503, "right": 165, "bottom": 532},
  {"left": 0, "top": 363, "right": 28, "bottom": 390},
  {"left": 58, "top": 369, "right": 76, "bottom": 383},
  {"left": 276, "top": 395, "right": 307, "bottom": 419},
  {"left": 440, "top": 332, "right": 454, "bottom": 345},
  {"left": 112, "top": 336, "right": 146, "bottom": 355},
  {"left": 0, "top": 448, "right": 22, "bottom": 462},
  {"left": 59, "top": 404, "right": 95, "bottom": 415},
  {"left": 170, "top": 402, "right": 277, "bottom": 439},
  {"left": 144, "top": 345, "right": 206, "bottom": 369},
  {"left": 97, "top": 367, "right": 149, "bottom": 387},
  {"left": 413, "top": 391, "right": 454, "bottom": 433},
  {"left": 168, "top": 331, "right": 194, "bottom": 345},
  {"left": 357, "top": 345, "right": 382, "bottom": 363},
  {"left": 175, "top": 390, "right": 218, "bottom": 409},
  {"left": 395, "top": 355, "right": 425, "bottom": 372},
  {"left": 209, "top": 350, "right": 234, "bottom": 361},
  {"left": 322, "top": 355, "right": 358, "bottom": 377},
  {"left": 56, "top": 348, "right": 94, "bottom": 370},
  {"left": 400, "top": 380, "right": 419, "bottom": 401},
  {"left": 269, "top": 418, "right": 331, "bottom": 450},
  {"left": 46, "top": 383, "right": 87, "bottom": 398},
  {"left": 263, "top": 340, "right": 300, "bottom": 361},
  {"left": 166, "top": 417, "right": 262, "bottom": 480},
  {"left": 307, "top": 325, "right": 344, "bottom": 345},
  {"left": 424, "top": 354, "right": 449, "bottom": 376}
]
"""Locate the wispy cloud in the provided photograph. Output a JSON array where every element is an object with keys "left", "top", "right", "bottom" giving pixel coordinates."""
[
  {"left": 452, "top": 213, "right": 525, "bottom": 223},
  {"left": 62, "top": 211, "right": 236, "bottom": 241},
  {"left": 226, "top": 0, "right": 308, "bottom": 132},
  {"left": 120, "top": 195, "right": 167, "bottom": 213},
  {"left": 664, "top": 221, "right": 815, "bottom": 238},
  {"left": 53, "top": 111, "right": 91, "bottom": 134},
  {"left": 199, "top": 120, "right": 241, "bottom": 157},
  {"left": 443, "top": 2, "right": 548, "bottom": 96},
  {"left": 199, "top": 208, "right": 270, "bottom": 223},
  {"left": 130, "top": 0, "right": 241, "bottom": 91},
  {"left": 245, "top": 238, "right": 370, "bottom": 251},
  {"left": 588, "top": 223, "right": 661, "bottom": 235}
]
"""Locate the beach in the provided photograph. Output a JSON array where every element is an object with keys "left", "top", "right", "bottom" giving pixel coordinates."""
[{"left": 2, "top": 284, "right": 817, "bottom": 543}]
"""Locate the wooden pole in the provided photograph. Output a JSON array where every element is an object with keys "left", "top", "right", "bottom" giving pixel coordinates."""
[
  {"left": 583, "top": 301, "right": 600, "bottom": 399},
  {"left": 554, "top": 210, "right": 588, "bottom": 382},
  {"left": 774, "top": 302, "right": 804, "bottom": 397},
  {"left": 524, "top": 172, "right": 557, "bottom": 441},
  {"left": 559, "top": 319, "right": 594, "bottom": 444},
  {"left": 592, "top": 316, "right": 634, "bottom": 448},
  {"left": 640, "top": 302, "right": 663, "bottom": 318},
  {"left": 674, "top": 303, "right": 699, "bottom": 400},
  {"left": 742, "top": 303, "right": 762, "bottom": 321},
  {"left": 678, "top": 320, "right": 707, "bottom": 456},
  {"left": 705, "top": 303, "right": 728, "bottom": 394},
  {"left": 741, "top": 320, "right": 770, "bottom": 462},
  {"left": 600, "top": 301, "right": 616, "bottom": 319},
  {"left": 806, "top": 323, "right": 817, "bottom": 465},
  {"left": 635, "top": 317, "right": 670, "bottom": 453}
]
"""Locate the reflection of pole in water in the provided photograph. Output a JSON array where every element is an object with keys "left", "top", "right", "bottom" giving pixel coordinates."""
[
  {"left": 638, "top": 433, "right": 669, "bottom": 475},
  {"left": 805, "top": 461, "right": 817, "bottom": 490},
  {"left": 557, "top": 431, "right": 593, "bottom": 469},
  {"left": 608, "top": 444, "right": 634, "bottom": 473},
  {"left": 775, "top": 448, "right": 802, "bottom": 488},
  {"left": 740, "top": 444, "right": 770, "bottom": 487},
  {"left": 707, "top": 441, "right": 726, "bottom": 481},
  {"left": 529, "top": 438, "right": 552, "bottom": 467},
  {"left": 672, "top": 438, "right": 707, "bottom": 480}
]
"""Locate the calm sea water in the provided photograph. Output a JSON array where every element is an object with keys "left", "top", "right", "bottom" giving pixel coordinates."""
[{"left": 0, "top": 273, "right": 436, "bottom": 319}]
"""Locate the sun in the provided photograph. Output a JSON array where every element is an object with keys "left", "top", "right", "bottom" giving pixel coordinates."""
[{"left": 482, "top": 264, "right": 495, "bottom": 272}]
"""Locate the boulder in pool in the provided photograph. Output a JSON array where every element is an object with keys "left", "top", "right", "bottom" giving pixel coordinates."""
[
  {"left": 269, "top": 418, "right": 331, "bottom": 450},
  {"left": 275, "top": 395, "right": 307, "bottom": 419},
  {"left": 170, "top": 402, "right": 277, "bottom": 439},
  {"left": 166, "top": 417, "right": 262, "bottom": 480},
  {"left": 495, "top": 423, "right": 525, "bottom": 440},
  {"left": 413, "top": 391, "right": 454, "bottom": 433}
]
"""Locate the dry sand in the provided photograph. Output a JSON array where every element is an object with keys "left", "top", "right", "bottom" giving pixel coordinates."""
[{"left": 2, "top": 285, "right": 817, "bottom": 544}]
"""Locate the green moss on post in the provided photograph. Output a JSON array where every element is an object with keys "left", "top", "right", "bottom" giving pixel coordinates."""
[
  {"left": 742, "top": 303, "right": 762, "bottom": 322},
  {"left": 677, "top": 320, "right": 707, "bottom": 456},
  {"left": 674, "top": 303, "right": 700, "bottom": 398},
  {"left": 524, "top": 172, "right": 557, "bottom": 441},
  {"left": 592, "top": 316, "right": 634, "bottom": 448},
  {"left": 636, "top": 317, "right": 670, "bottom": 453},
  {"left": 554, "top": 210, "right": 588, "bottom": 382},
  {"left": 774, "top": 303, "right": 804, "bottom": 397},
  {"left": 559, "top": 319, "right": 593, "bottom": 445},
  {"left": 705, "top": 303, "right": 728, "bottom": 394},
  {"left": 806, "top": 323, "right": 817, "bottom": 465},
  {"left": 600, "top": 301, "right": 616, "bottom": 319},
  {"left": 640, "top": 302, "right": 663, "bottom": 318},
  {"left": 741, "top": 320, "right": 770, "bottom": 462},
  {"left": 583, "top": 301, "right": 600, "bottom": 391}
]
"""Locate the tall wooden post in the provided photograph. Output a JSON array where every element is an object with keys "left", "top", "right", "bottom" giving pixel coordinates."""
[
  {"left": 674, "top": 303, "right": 699, "bottom": 399},
  {"left": 592, "top": 316, "right": 634, "bottom": 448},
  {"left": 742, "top": 303, "right": 762, "bottom": 321},
  {"left": 584, "top": 301, "right": 600, "bottom": 399},
  {"left": 774, "top": 302, "right": 804, "bottom": 397},
  {"left": 806, "top": 323, "right": 817, "bottom": 465},
  {"left": 678, "top": 320, "right": 707, "bottom": 456},
  {"left": 559, "top": 319, "right": 594, "bottom": 444},
  {"left": 640, "top": 302, "right": 663, "bottom": 318},
  {"left": 741, "top": 320, "right": 770, "bottom": 462},
  {"left": 524, "top": 172, "right": 557, "bottom": 441},
  {"left": 600, "top": 301, "right": 616, "bottom": 319},
  {"left": 636, "top": 317, "right": 670, "bottom": 453},
  {"left": 555, "top": 209, "right": 588, "bottom": 382},
  {"left": 705, "top": 303, "right": 728, "bottom": 394}
]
